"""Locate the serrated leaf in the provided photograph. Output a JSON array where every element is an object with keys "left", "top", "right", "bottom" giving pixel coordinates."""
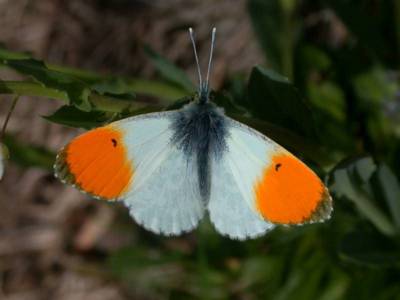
[
  {"left": 144, "top": 45, "right": 195, "bottom": 93},
  {"left": 4, "top": 59, "right": 92, "bottom": 111},
  {"left": 330, "top": 157, "right": 396, "bottom": 236},
  {"left": 0, "top": 46, "right": 188, "bottom": 104},
  {"left": 92, "top": 78, "right": 136, "bottom": 100},
  {"left": 0, "top": 80, "right": 148, "bottom": 114},
  {"left": 371, "top": 164, "right": 400, "bottom": 230},
  {"left": 246, "top": 66, "right": 318, "bottom": 140},
  {"left": 44, "top": 106, "right": 109, "bottom": 129}
]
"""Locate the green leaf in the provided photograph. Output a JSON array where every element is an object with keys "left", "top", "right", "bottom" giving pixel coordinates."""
[
  {"left": 319, "top": 276, "right": 350, "bottom": 300},
  {"left": 228, "top": 114, "right": 331, "bottom": 165},
  {"left": 4, "top": 59, "right": 92, "bottom": 111},
  {"left": 248, "top": 0, "right": 297, "bottom": 76},
  {"left": 0, "top": 80, "right": 146, "bottom": 114},
  {"left": 306, "top": 79, "right": 355, "bottom": 154},
  {"left": 308, "top": 81, "right": 346, "bottom": 122},
  {"left": 0, "top": 80, "right": 66, "bottom": 99},
  {"left": 353, "top": 67, "right": 397, "bottom": 104},
  {"left": 144, "top": 45, "right": 195, "bottom": 93},
  {"left": 330, "top": 157, "right": 397, "bottom": 236},
  {"left": 3, "top": 135, "right": 54, "bottom": 170},
  {"left": 211, "top": 91, "right": 247, "bottom": 115},
  {"left": 339, "top": 230, "right": 400, "bottom": 267},
  {"left": 246, "top": 66, "right": 318, "bottom": 140},
  {"left": 43, "top": 106, "right": 110, "bottom": 129},
  {"left": 0, "top": 46, "right": 187, "bottom": 104},
  {"left": 0, "top": 45, "right": 101, "bottom": 82},
  {"left": 125, "top": 78, "right": 188, "bottom": 102},
  {"left": 0, "top": 45, "right": 31, "bottom": 61},
  {"left": 248, "top": 0, "right": 283, "bottom": 71},
  {"left": 298, "top": 45, "right": 332, "bottom": 73},
  {"left": 371, "top": 164, "right": 400, "bottom": 230},
  {"left": 91, "top": 78, "right": 136, "bottom": 100}
]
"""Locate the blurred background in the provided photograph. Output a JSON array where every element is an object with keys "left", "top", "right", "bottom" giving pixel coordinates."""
[{"left": 1, "top": 0, "right": 400, "bottom": 299}]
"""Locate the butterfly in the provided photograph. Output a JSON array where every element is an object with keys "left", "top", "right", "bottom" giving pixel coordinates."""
[{"left": 54, "top": 28, "right": 332, "bottom": 240}]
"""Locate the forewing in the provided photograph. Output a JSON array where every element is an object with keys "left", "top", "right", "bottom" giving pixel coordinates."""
[
  {"left": 216, "top": 117, "right": 332, "bottom": 226},
  {"left": 55, "top": 111, "right": 205, "bottom": 235}
]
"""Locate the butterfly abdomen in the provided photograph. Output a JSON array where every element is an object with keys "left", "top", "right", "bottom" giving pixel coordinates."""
[{"left": 171, "top": 102, "right": 228, "bottom": 201}]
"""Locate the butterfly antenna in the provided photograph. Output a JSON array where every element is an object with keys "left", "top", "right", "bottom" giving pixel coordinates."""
[
  {"left": 188, "top": 28, "right": 203, "bottom": 88},
  {"left": 206, "top": 27, "right": 216, "bottom": 91}
]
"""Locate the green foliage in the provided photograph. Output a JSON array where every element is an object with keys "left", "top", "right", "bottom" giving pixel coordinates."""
[
  {"left": 2, "top": 135, "right": 54, "bottom": 170},
  {"left": 248, "top": 0, "right": 298, "bottom": 77},
  {"left": 144, "top": 45, "right": 196, "bottom": 93},
  {"left": 327, "top": 0, "right": 399, "bottom": 67},
  {"left": 0, "top": 47, "right": 187, "bottom": 113},
  {"left": 43, "top": 106, "right": 110, "bottom": 129},
  {"left": 246, "top": 66, "right": 318, "bottom": 140},
  {"left": 330, "top": 157, "right": 398, "bottom": 237},
  {"left": 1, "top": 0, "right": 400, "bottom": 298},
  {"left": 5, "top": 58, "right": 93, "bottom": 111}
]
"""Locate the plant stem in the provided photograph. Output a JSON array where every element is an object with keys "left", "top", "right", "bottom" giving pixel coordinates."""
[{"left": 0, "top": 94, "right": 19, "bottom": 142}]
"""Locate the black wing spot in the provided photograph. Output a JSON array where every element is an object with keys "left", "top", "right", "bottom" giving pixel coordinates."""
[
  {"left": 275, "top": 163, "right": 282, "bottom": 171},
  {"left": 111, "top": 138, "right": 117, "bottom": 147}
]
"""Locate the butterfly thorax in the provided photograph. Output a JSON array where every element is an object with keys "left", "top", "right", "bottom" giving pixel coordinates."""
[{"left": 170, "top": 101, "right": 228, "bottom": 202}]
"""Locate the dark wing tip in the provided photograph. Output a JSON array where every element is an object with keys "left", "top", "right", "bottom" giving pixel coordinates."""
[{"left": 308, "top": 187, "right": 333, "bottom": 223}]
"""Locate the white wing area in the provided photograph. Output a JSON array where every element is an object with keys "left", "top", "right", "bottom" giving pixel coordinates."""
[
  {"left": 209, "top": 157, "right": 274, "bottom": 240},
  {"left": 208, "top": 118, "right": 280, "bottom": 240},
  {"left": 115, "top": 112, "right": 205, "bottom": 235}
]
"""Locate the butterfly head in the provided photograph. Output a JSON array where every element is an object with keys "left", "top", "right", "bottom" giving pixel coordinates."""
[
  {"left": 189, "top": 27, "right": 216, "bottom": 104},
  {"left": 198, "top": 81, "right": 209, "bottom": 104}
]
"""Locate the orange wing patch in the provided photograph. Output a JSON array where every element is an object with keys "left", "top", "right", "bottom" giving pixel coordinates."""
[
  {"left": 55, "top": 126, "right": 133, "bottom": 200},
  {"left": 255, "top": 153, "right": 329, "bottom": 224}
]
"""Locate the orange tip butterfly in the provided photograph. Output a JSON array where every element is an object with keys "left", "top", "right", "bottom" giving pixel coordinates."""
[{"left": 54, "top": 28, "right": 333, "bottom": 240}]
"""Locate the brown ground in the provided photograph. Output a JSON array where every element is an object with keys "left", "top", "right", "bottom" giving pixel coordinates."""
[{"left": 0, "top": 1, "right": 263, "bottom": 299}]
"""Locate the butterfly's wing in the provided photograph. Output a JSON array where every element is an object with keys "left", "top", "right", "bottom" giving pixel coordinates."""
[
  {"left": 55, "top": 111, "right": 204, "bottom": 235},
  {"left": 208, "top": 117, "right": 332, "bottom": 240},
  {"left": 209, "top": 154, "right": 275, "bottom": 240}
]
